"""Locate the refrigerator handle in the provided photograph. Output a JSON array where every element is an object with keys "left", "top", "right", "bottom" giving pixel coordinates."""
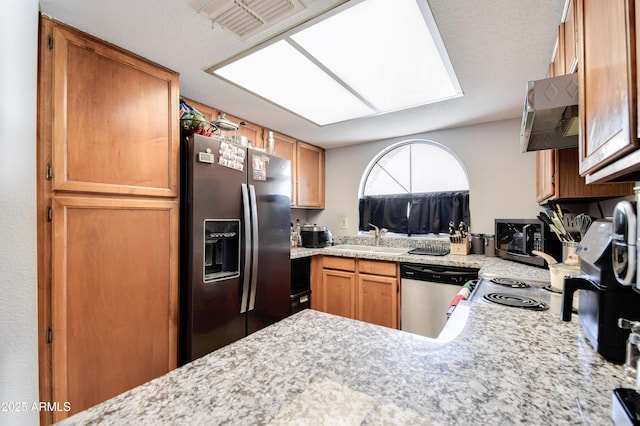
[
  {"left": 240, "top": 184, "right": 251, "bottom": 314},
  {"left": 248, "top": 184, "right": 259, "bottom": 311}
]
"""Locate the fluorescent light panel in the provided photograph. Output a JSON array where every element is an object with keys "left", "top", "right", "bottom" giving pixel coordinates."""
[{"left": 212, "top": 0, "right": 462, "bottom": 125}]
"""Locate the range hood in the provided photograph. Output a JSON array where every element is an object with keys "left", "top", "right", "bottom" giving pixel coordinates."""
[{"left": 520, "top": 73, "right": 579, "bottom": 153}]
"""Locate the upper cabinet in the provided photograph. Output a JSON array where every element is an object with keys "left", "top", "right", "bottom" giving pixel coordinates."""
[
  {"left": 271, "top": 131, "right": 326, "bottom": 209},
  {"left": 224, "top": 113, "right": 265, "bottom": 149},
  {"left": 577, "top": 0, "right": 640, "bottom": 183},
  {"left": 296, "top": 141, "right": 325, "bottom": 209},
  {"left": 564, "top": 0, "right": 578, "bottom": 74},
  {"left": 536, "top": 147, "right": 633, "bottom": 203},
  {"left": 271, "top": 131, "right": 298, "bottom": 206},
  {"left": 49, "top": 21, "right": 179, "bottom": 198}
]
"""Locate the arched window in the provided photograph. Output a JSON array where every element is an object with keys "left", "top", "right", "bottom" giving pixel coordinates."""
[{"left": 359, "top": 140, "right": 470, "bottom": 235}]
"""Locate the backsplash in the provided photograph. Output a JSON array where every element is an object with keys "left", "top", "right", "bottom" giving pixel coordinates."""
[{"left": 332, "top": 235, "right": 450, "bottom": 252}]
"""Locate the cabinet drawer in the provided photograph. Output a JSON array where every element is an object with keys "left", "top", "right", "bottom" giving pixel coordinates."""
[
  {"left": 358, "top": 260, "right": 397, "bottom": 277},
  {"left": 322, "top": 256, "right": 356, "bottom": 272}
]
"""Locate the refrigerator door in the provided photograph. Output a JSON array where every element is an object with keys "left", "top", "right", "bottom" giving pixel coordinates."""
[
  {"left": 180, "top": 134, "right": 249, "bottom": 363},
  {"left": 246, "top": 150, "right": 292, "bottom": 334}
]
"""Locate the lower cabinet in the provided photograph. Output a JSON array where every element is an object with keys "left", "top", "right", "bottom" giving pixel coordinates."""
[
  {"left": 314, "top": 256, "right": 399, "bottom": 329},
  {"left": 357, "top": 260, "right": 399, "bottom": 329},
  {"left": 49, "top": 196, "right": 179, "bottom": 421}
]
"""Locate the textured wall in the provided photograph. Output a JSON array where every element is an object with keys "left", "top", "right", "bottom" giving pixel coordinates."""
[{"left": 0, "top": 0, "right": 40, "bottom": 425}]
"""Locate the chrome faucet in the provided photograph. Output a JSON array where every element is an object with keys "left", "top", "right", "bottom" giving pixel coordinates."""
[{"left": 369, "top": 223, "right": 388, "bottom": 246}]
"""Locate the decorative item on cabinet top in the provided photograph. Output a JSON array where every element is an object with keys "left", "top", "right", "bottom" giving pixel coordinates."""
[{"left": 180, "top": 99, "right": 218, "bottom": 136}]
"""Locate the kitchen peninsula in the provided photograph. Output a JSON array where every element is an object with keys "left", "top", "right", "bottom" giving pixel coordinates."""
[{"left": 56, "top": 287, "right": 624, "bottom": 425}]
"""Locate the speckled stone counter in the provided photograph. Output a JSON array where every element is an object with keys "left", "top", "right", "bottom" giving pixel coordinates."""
[{"left": 56, "top": 303, "right": 625, "bottom": 425}]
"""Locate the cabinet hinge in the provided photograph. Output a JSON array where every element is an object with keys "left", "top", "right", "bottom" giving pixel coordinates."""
[
  {"left": 47, "top": 35, "right": 53, "bottom": 51},
  {"left": 45, "top": 164, "right": 52, "bottom": 180},
  {"left": 551, "top": 176, "right": 556, "bottom": 186},
  {"left": 47, "top": 207, "right": 53, "bottom": 222},
  {"left": 46, "top": 328, "right": 52, "bottom": 344}
]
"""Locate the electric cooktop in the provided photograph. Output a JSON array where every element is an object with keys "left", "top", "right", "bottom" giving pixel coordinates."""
[{"left": 470, "top": 277, "right": 563, "bottom": 314}]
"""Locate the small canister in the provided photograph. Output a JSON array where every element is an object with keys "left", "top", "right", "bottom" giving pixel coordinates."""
[
  {"left": 470, "top": 233, "right": 485, "bottom": 254},
  {"left": 484, "top": 234, "right": 496, "bottom": 256}
]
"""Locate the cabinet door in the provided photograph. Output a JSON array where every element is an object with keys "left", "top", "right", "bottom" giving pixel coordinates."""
[
  {"left": 536, "top": 149, "right": 555, "bottom": 202},
  {"left": 578, "top": 0, "right": 638, "bottom": 179},
  {"left": 271, "top": 131, "right": 297, "bottom": 206},
  {"left": 296, "top": 142, "right": 325, "bottom": 208},
  {"left": 322, "top": 269, "right": 356, "bottom": 319},
  {"left": 564, "top": 0, "right": 578, "bottom": 73},
  {"left": 224, "top": 113, "right": 264, "bottom": 148},
  {"left": 357, "top": 274, "right": 398, "bottom": 329},
  {"left": 553, "top": 24, "right": 566, "bottom": 77},
  {"left": 50, "top": 196, "right": 179, "bottom": 421},
  {"left": 49, "top": 22, "right": 179, "bottom": 197}
]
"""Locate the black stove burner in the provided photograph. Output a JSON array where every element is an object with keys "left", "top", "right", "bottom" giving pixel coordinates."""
[
  {"left": 490, "top": 277, "right": 530, "bottom": 288},
  {"left": 483, "top": 293, "right": 549, "bottom": 310},
  {"left": 543, "top": 285, "right": 563, "bottom": 294}
]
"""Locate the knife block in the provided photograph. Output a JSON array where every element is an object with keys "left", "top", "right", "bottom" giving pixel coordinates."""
[{"left": 450, "top": 241, "right": 470, "bottom": 255}]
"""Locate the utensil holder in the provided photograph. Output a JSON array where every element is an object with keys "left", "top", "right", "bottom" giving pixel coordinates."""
[{"left": 450, "top": 241, "right": 470, "bottom": 255}]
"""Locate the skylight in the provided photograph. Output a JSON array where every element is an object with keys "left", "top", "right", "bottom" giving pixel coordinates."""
[{"left": 209, "top": 0, "right": 462, "bottom": 126}]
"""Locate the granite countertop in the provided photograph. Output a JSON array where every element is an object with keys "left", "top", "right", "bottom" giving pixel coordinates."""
[
  {"left": 291, "top": 246, "right": 552, "bottom": 283},
  {"left": 57, "top": 302, "right": 626, "bottom": 425}
]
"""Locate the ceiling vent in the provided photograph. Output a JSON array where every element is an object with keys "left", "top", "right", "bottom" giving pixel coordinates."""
[{"left": 190, "top": 0, "right": 306, "bottom": 40}]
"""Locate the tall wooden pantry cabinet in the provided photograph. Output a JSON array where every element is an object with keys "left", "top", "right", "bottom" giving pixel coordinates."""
[{"left": 37, "top": 17, "right": 180, "bottom": 424}]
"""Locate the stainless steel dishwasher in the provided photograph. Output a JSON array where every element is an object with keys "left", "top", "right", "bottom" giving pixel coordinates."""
[{"left": 400, "top": 263, "right": 478, "bottom": 338}]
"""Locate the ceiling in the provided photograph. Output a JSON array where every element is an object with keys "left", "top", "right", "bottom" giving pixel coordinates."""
[{"left": 38, "top": 0, "right": 565, "bottom": 149}]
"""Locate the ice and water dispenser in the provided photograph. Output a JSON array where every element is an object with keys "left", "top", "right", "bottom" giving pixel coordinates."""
[{"left": 203, "top": 219, "right": 240, "bottom": 282}]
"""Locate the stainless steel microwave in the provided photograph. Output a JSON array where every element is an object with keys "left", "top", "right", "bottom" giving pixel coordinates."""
[{"left": 495, "top": 218, "right": 562, "bottom": 268}]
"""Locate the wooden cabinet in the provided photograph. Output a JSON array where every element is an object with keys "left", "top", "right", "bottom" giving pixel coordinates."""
[
  {"left": 357, "top": 260, "right": 398, "bottom": 329},
  {"left": 536, "top": 147, "right": 633, "bottom": 203},
  {"left": 550, "top": 24, "right": 566, "bottom": 77},
  {"left": 321, "top": 257, "right": 356, "bottom": 318},
  {"left": 316, "top": 256, "right": 399, "bottom": 329},
  {"left": 577, "top": 0, "right": 640, "bottom": 183},
  {"left": 51, "top": 196, "right": 178, "bottom": 417},
  {"left": 271, "top": 132, "right": 325, "bottom": 209},
  {"left": 271, "top": 131, "right": 298, "bottom": 206},
  {"left": 549, "top": 0, "right": 577, "bottom": 77},
  {"left": 296, "top": 141, "right": 325, "bottom": 208},
  {"left": 37, "top": 17, "right": 179, "bottom": 424},
  {"left": 564, "top": 0, "right": 578, "bottom": 73},
  {"left": 224, "top": 113, "right": 265, "bottom": 149},
  {"left": 49, "top": 20, "right": 179, "bottom": 198}
]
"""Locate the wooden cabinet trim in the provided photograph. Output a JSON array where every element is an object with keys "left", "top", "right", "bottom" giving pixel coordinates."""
[
  {"left": 322, "top": 256, "right": 356, "bottom": 271},
  {"left": 358, "top": 259, "right": 397, "bottom": 277}
]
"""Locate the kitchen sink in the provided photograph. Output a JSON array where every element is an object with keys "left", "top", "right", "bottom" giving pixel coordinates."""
[{"left": 327, "top": 245, "right": 411, "bottom": 255}]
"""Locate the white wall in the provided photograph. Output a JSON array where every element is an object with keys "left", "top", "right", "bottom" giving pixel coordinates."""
[
  {"left": 308, "top": 118, "right": 541, "bottom": 236},
  {"left": 0, "top": 0, "right": 40, "bottom": 425}
]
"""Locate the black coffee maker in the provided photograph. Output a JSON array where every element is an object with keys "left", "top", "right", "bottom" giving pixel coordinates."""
[{"left": 561, "top": 219, "right": 640, "bottom": 363}]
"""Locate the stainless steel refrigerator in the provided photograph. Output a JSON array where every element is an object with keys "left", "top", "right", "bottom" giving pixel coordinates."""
[{"left": 180, "top": 133, "right": 291, "bottom": 364}]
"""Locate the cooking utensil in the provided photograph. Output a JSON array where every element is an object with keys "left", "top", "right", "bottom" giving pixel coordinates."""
[
  {"left": 574, "top": 213, "right": 592, "bottom": 239},
  {"left": 531, "top": 250, "right": 558, "bottom": 265}
]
